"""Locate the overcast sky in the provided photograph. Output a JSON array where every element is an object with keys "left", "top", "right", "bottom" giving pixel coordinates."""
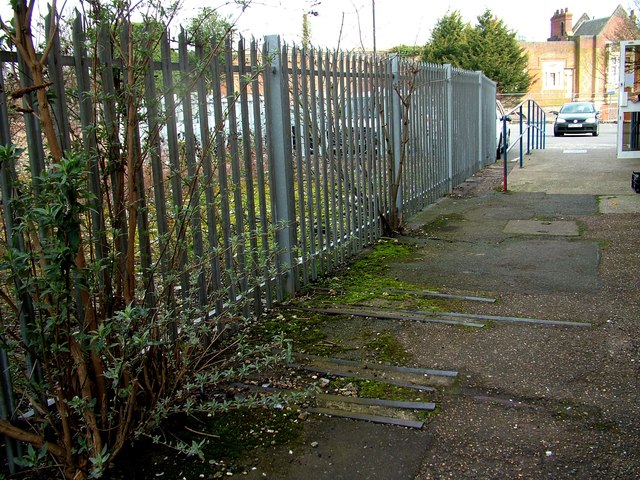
[
  {"left": 0, "top": 0, "right": 629, "bottom": 49},
  {"left": 198, "top": 0, "right": 629, "bottom": 49}
]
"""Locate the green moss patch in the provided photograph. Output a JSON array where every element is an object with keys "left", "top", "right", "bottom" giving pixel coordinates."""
[
  {"left": 254, "top": 312, "right": 351, "bottom": 356},
  {"left": 364, "top": 332, "right": 411, "bottom": 365},
  {"left": 313, "top": 240, "right": 423, "bottom": 305},
  {"left": 421, "top": 213, "right": 465, "bottom": 233}
]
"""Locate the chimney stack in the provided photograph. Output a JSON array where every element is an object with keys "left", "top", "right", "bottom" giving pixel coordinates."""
[{"left": 549, "top": 8, "right": 573, "bottom": 41}]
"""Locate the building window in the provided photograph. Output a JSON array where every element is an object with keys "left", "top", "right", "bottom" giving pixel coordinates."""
[{"left": 543, "top": 61, "right": 565, "bottom": 90}]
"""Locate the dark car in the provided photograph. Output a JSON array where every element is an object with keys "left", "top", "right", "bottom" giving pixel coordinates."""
[{"left": 553, "top": 102, "right": 600, "bottom": 137}]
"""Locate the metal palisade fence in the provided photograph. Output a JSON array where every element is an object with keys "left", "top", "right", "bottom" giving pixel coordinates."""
[{"left": 0, "top": 13, "right": 497, "bottom": 471}]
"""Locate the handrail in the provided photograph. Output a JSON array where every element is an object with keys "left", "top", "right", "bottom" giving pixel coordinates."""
[{"left": 499, "top": 98, "right": 546, "bottom": 192}]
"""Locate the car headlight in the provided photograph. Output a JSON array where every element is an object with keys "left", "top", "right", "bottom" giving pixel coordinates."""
[
  {"left": 585, "top": 117, "right": 596, "bottom": 124},
  {"left": 555, "top": 118, "right": 566, "bottom": 124}
]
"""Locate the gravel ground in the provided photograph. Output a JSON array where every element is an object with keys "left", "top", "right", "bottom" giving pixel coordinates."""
[{"left": 397, "top": 165, "right": 640, "bottom": 479}]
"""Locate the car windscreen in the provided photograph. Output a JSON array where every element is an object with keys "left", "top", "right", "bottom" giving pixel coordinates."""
[{"left": 560, "top": 103, "right": 594, "bottom": 114}]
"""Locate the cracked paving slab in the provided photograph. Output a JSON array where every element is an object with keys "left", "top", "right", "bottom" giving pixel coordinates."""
[{"left": 503, "top": 220, "right": 579, "bottom": 236}]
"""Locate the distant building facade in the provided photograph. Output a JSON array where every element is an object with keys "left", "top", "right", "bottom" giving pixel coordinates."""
[{"left": 520, "top": 5, "right": 640, "bottom": 120}]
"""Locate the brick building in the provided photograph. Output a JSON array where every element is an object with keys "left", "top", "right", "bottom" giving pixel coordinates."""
[{"left": 520, "top": 5, "right": 640, "bottom": 120}]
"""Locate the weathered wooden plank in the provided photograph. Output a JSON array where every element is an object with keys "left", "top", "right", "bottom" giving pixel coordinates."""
[
  {"left": 298, "top": 353, "right": 458, "bottom": 378},
  {"left": 309, "top": 407, "right": 424, "bottom": 429},
  {"left": 291, "top": 362, "right": 436, "bottom": 392},
  {"left": 386, "top": 288, "right": 497, "bottom": 303},
  {"left": 317, "top": 393, "right": 436, "bottom": 411},
  {"left": 419, "top": 310, "right": 591, "bottom": 328},
  {"left": 286, "top": 305, "right": 485, "bottom": 328}
]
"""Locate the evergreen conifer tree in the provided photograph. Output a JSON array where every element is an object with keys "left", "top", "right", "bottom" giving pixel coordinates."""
[{"left": 421, "top": 9, "right": 531, "bottom": 94}]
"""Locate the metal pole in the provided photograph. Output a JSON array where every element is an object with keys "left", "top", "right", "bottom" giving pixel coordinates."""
[
  {"left": 519, "top": 103, "right": 523, "bottom": 168},
  {"left": 502, "top": 115, "right": 508, "bottom": 192},
  {"left": 445, "top": 64, "right": 453, "bottom": 192},
  {"left": 477, "top": 72, "right": 483, "bottom": 170},
  {"left": 390, "top": 54, "right": 402, "bottom": 213},
  {"left": 527, "top": 99, "right": 532, "bottom": 154},
  {"left": 264, "top": 35, "right": 297, "bottom": 299},
  {"left": 502, "top": 111, "right": 508, "bottom": 163},
  {"left": 372, "top": 0, "right": 377, "bottom": 60},
  {"left": 533, "top": 105, "right": 540, "bottom": 150}
]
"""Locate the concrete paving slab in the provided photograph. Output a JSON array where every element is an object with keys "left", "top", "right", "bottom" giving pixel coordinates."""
[
  {"left": 243, "top": 416, "right": 432, "bottom": 480},
  {"left": 503, "top": 219, "right": 580, "bottom": 236},
  {"left": 598, "top": 194, "right": 640, "bottom": 213},
  {"left": 507, "top": 145, "right": 640, "bottom": 196},
  {"left": 392, "top": 238, "right": 600, "bottom": 295}
]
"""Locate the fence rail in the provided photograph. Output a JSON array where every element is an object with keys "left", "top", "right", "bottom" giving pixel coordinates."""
[
  {"left": 1, "top": 12, "right": 501, "bottom": 473},
  {"left": 499, "top": 99, "right": 547, "bottom": 191}
]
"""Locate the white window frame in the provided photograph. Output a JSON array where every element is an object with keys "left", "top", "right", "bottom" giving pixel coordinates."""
[{"left": 542, "top": 60, "right": 565, "bottom": 90}]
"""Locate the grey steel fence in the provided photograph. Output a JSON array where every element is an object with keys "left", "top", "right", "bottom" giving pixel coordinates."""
[{"left": 0, "top": 16, "right": 497, "bottom": 473}]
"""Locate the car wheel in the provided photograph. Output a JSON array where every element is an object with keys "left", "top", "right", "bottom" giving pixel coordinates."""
[
  {"left": 496, "top": 135, "right": 502, "bottom": 159},
  {"left": 592, "top": 125, "right": 599, "bottom": 137},
  {"left": 554, "top": 131, "right": 563, "bottom": 137}
]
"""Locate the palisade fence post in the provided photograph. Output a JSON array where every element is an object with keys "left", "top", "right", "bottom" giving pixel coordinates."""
[
  {"left": 73, "top": 11, "right": 109, "bottom": 293},
  {"left": 390, "top": 54, "right": 402, "bottom": 215},
  {"left": 0, "top": 337, "right": 17, "bottom": 474},
  {"left": 477, "top": 71, "right": 483, "bottom": 170},
  {"left": 45, "top": 8, "right": 71, "bottom": 153},
  {"left": 264, "top": 35, "right": 297, "bottom": 299},
  {"left": 445, "top": 63, "right": 454, "bottom": 192},
  {"left": 0, "top": 62, "right": 19, "bottom": 476},
  {"left": 3, "top": 50, "right": 42, "bottom": 454}
]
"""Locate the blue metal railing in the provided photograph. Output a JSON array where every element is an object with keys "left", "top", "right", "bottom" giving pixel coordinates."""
[{"left": 500, "top": 98, "right": 546, "bottom": 191}]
